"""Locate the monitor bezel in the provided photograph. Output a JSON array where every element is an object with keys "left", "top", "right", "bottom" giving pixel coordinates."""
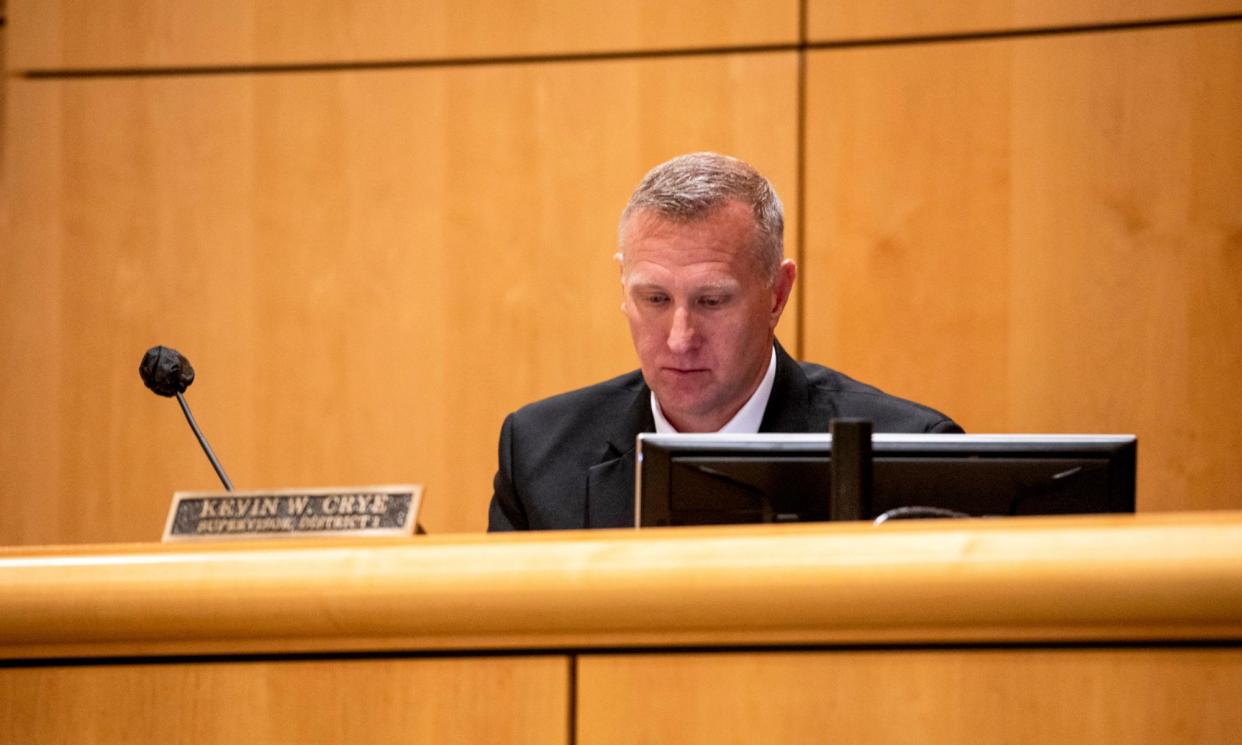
[{"left": 635, "top": 433, "right": 1137, "bottom": 528}]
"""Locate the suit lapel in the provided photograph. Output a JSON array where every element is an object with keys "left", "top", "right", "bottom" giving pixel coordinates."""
[
  {"left": 760, "top": 340, "right": 823, "bottom": 433},
  {"left": 586, "top": 456, "right": 637, "bottom": 529},
  {"left": 585, "top": 381, "right": 654, "bottom": 529}
]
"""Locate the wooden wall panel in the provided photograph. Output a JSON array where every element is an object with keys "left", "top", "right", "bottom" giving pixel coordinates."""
[
  {"left": 803, "top": 24, "right": 1242, "bottom": 511},
  {"left": 0, "top": 53, "right": 799, "bottom": 544},
  {"left": 579, "top": 648, "right": 1242, "bottom": 744},
  {"left": 8, "top": 0, "right": 798, "bottom": 70},
  {"left": 809, "top": 0, "right": 1242, "bottom": 41},
  {"left": 1, "top": 655, "right": 570, "bottom": 744}
]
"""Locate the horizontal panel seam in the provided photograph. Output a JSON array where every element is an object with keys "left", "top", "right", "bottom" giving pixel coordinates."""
[
  {"left": 15, "top": 43, "right": 802, "bottom": 79},
  {"left": 12, "top": 13, "right": 1242, "bottom": 80},
  {"left": 4, "top": 639, "right": 1241, "bottom": 669}
]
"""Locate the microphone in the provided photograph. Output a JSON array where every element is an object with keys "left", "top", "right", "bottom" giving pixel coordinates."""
[{"left": 140, "top": 346, "right": 234, "bottom": 491}]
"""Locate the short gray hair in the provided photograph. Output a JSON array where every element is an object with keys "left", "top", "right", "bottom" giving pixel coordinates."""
[{"left": 618, "top": 152, "right": 784, "bottom": 280}]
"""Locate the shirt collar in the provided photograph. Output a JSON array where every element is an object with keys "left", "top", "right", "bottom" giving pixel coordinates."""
[{"left": 651, "top": 346, "right": 778, "bottom": 434}]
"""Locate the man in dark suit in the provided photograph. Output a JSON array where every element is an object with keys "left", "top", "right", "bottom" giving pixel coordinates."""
[{"left": 489, "top": 153, "right": 959, "bottom": 531}]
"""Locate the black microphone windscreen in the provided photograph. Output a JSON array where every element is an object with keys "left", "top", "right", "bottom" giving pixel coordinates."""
[{"left": 139, "top": 346, "right": 196, "bottom": 397}]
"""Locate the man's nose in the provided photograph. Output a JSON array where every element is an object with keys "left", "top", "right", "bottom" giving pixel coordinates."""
[{"left": 667, "top": 307, "right": 698, "bottom": 353}]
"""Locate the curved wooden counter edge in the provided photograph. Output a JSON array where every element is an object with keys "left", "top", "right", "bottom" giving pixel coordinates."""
[{"left": 2, "top": 512, "right": 1241, "bottom": 660}]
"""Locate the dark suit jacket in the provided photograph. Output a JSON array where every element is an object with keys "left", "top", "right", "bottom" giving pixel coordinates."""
[{"left": 488, "top": 343, "right": 961, "bottom": 531}]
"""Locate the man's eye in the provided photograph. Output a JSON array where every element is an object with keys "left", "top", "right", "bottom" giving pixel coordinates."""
[
  {"left": 698, "top": 295, "right": 728, "bottom": 308},
  {"left": 642, "top": 294, "right": 669, "bottom": 306}
]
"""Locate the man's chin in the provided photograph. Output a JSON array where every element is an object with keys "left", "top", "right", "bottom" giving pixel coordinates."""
[{"left": 653, "top": 390, "right": 722, "bottom": 423}]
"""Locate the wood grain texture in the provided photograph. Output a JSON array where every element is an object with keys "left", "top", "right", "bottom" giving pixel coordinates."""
[
  {"left": 809, "top": 0, "right": 1242, "bottom": 41},
  {"left": 803, "top": 23, "right": 1242, "bottom": 511},
  {"left": 0, "top": 54, "right": 799, "bottom": 544},
  {"left": 0, "top": 655, "right": 569, "bottom": 745},
  {"left": 578, "top": 647, "right": 1242, "bottom": 745},
  {"left": 8, "top": 0, "right": 798, "bottom": 70},
  {"left": 2, "top": 513, "right": 1240, "bottom": 659}
]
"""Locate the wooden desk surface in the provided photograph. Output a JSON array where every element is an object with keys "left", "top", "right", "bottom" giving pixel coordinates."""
[{"left": 2, "top": 511, "right": 1241, "bottom": 660}]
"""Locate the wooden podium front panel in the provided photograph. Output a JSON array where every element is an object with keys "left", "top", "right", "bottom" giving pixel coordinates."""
[
  {"left": 1, "top": 516, "right": 1240, "bottom": 742},
  {"left": 0, "top": 655, "right": 570, "bottom": 745},
  {"left": 578, "top": 648, "right": 1242, "bottom": 744}
]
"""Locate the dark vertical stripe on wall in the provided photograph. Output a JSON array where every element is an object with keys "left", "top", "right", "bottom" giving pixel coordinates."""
[
  {"left": 794, "top": 0, "right": 809, "bottom": 360},
  {"left": 567, "top": 654, "right": 578, "bottom": 745}
]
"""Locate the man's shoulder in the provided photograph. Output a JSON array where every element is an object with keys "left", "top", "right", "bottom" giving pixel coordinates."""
[
  {"left": 795, "top": 359, "right": 960, "bottom": 433},
  {"left": 492, "top": 369, "right": 648, "bottom": 532},
  {"left": 500, "top": 368, "right": 649, "bottom": 483}
]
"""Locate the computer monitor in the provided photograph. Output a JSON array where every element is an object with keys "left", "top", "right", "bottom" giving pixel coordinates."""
[{"left": 635, "top": 433, "right": 1136, "bottom": 527}]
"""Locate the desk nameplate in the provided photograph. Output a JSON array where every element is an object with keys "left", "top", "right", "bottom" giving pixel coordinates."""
[{"left": 162, "top": 485, "right": 422, "bottom": 541}]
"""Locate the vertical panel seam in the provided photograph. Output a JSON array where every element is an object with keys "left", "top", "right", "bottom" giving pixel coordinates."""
[
  {"left": 568, "top": 654, "right": 578, "bottom": 745},
  {"left": 794, "top": 0, "right": 809, "bottom": 361}
]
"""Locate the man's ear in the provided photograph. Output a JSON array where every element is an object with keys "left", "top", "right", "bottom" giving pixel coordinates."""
[
  {"left": 615, "top": 251, "right": 628, "bottom": 313},
  {"left": 770, "top": 259, "right": 797, "bottom": 324}
]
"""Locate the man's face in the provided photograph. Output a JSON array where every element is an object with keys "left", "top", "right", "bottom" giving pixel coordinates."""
[{"left": 619, "top": 200, "right": 796, "bottom": 432}]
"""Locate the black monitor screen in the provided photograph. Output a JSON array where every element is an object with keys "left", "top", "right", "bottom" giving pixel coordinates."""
[{"left": 635, "top": 434, "right": 1136, "bottom": 528}]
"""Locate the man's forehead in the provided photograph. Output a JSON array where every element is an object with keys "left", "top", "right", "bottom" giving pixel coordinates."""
[{"left": 622, "top": 200, "right": 753, "bottom": 243}]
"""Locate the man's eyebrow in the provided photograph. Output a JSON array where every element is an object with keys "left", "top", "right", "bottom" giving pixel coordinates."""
[
  {"left": 695, "top": 280, "right": 740, "bottom": 293},
  {"left": 623, "top": 277, "right": 666, "bottom": 291}
]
